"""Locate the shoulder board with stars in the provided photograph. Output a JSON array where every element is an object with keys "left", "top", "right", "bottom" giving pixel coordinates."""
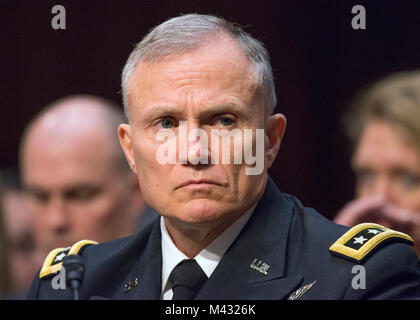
[
  {"left": 329, "top": 223, "right": 414, "bottom": 263},
  {"left": 39, "top": 240, "right": 98, "bottom": 279}
]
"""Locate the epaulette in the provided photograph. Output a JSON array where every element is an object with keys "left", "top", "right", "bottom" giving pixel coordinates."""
[
  {"left": 329, "top": 223, "right": 414, "bottom": 263},
  {"left": 39, "top": 240, "right": 98, "bottom": 278}
]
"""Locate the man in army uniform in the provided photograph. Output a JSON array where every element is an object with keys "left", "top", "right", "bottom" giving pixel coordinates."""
[{"left": 28, "top": 14, "right": 420, "bottom": 300}]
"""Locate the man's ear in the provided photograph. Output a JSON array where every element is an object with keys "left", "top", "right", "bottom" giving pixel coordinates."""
[
  {"left": 118, "top": 124, "right": 138, "bottom": 175},
  {"left": 265, "top": 113, "right": 287, "bottom": 169}
]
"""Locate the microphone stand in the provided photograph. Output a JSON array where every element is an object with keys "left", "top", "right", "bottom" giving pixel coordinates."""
[{"left": 62, "top": 254, "right": 85, "bottom": 300}]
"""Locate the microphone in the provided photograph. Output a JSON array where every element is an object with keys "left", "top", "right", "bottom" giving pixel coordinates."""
[{"left": 62, "top": 254, "right": 85, "bottom": 300}]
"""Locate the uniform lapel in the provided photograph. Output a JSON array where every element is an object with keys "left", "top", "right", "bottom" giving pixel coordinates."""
[
  {"left": 112, "top": 220, "right": 163, "bottom": 300},
  {"left": 195, "top": 177, "right": 304, "bottom": 300},
  {"left": 96, "top": 177, "right": 303, "bottom": 300}
]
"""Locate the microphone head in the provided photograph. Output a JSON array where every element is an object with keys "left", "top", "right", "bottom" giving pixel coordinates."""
[{"left": 62, "top": 254, "right": 85, "bottom": 287}]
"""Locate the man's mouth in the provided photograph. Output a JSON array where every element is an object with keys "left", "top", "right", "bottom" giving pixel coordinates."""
[{"left": 176, "top": 179, "right": 221, "bottom": 190}]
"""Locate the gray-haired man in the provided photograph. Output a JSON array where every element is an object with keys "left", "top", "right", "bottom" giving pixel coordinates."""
[{"left": 28, "top": 14, "right": 420, "bottom": 300}]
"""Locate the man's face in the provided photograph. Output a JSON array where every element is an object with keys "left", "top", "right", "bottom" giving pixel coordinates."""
[
  {"left": 120, "top": 36, "right": 285, "bottom": 232},
  {"left": 353, "top": 120, "right": 420, "bottom": 212},
  {"left": 1, "top": 190, "right": 39, "bottom": 291},
  {"left": 22, "top": 130, "right": 137, "bottom": 256}
]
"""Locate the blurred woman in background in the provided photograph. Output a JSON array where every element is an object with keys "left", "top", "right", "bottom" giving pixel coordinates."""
[{"left": 335, "top": 70, "right": 420, "bottom": 256}]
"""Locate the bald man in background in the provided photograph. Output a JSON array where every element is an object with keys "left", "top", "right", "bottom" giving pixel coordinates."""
[{"left": 20, "top": 95, "right": 157, "bottom": 260}]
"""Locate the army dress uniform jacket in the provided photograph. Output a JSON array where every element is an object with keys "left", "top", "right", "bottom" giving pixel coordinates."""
[{"left": 27, "top": 177, "right": 420, "bottom": 299}]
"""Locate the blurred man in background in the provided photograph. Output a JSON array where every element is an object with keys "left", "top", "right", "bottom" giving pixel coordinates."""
[
  {"left": 0, "top": 186, "right": 11, "bottom": 299},
  {"left": 335, "top": 70, "right": 420, "bottom": 256},
  {"left": 0, "top": 170, "right": 39, "bottom": 298},
  {"left": 20, "top": 95, "right": 157, "bottom": 260}
]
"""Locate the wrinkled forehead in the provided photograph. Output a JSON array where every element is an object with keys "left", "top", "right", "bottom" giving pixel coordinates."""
[
  {"left": 126, "top": 38, "right": 261, "bottom": 118},
  {"left": 135, "top": 32, "right": 257, "bottom": 79}
]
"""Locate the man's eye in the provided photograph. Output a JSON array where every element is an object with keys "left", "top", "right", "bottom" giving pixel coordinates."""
[
  {"left": 158, "top": 118, "right": 176, "bottom": 129},
  {"left": 65, "top": 188, "right": 101, "bottom": 201},
  {"left": 27, "top": 190, "right": 49, "bottom": 203},
  {"left": 217, "top": 116, "right": 235, "bottom": 127}
]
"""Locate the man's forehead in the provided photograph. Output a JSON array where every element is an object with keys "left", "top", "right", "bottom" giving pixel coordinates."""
[
  {"left": 22, "top": 130, "right": 121, "bottom": 185},
  {"left": 138, "top": 32, "right": 249, "bottom": 67},
  {"left": 127, "top": 38, "right": 258, "bottom": 115},
  {"left": 137, "top": 40, "right": 252, "bottom": 81},
  {"left": 23, "top": 154, "right": 113, "bottom": 188}
]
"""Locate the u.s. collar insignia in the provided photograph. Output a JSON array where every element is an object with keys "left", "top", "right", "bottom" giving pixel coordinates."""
[
  {"left": 124, "top": 278, "right": 139, "bottom": 293},
  {"left": 250, "top": 258, "right": 270, "bottom": 275},
  {"left": 329, "top": 223, "right": 414, "bottom": 263}
]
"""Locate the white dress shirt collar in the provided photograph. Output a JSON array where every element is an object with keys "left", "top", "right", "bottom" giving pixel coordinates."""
[{"left": 160, "top": 205, "right": 256, "bottom": 300}]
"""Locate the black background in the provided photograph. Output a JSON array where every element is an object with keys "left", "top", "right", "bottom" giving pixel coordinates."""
[{"left": 2, "top": 0, "right": 420, "bottom": 219}]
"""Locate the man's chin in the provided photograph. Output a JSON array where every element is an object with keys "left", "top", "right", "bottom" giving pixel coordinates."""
[
  {"left": 168, "top": 199, "right": 237, "bottom": 225},
  {"left": 43, "top": 239, "right": 75, "bottom": 252}
]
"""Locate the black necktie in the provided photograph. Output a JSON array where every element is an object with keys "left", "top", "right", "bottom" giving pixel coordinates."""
[{"left": 170, "top": 259, "right": 208, "bottom": 300}]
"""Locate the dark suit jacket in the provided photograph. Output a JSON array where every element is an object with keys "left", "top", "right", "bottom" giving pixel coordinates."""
[{"left": 27, "top": 177, "right": 420, "bottom": 299}]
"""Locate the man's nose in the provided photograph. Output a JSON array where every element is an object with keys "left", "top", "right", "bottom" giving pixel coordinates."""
[
  {"left": 179, "top": 122, "right": 211, "bottom": 165},
  {"left": 44, "top": 195, "right": 71, "bottom": 233}
]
